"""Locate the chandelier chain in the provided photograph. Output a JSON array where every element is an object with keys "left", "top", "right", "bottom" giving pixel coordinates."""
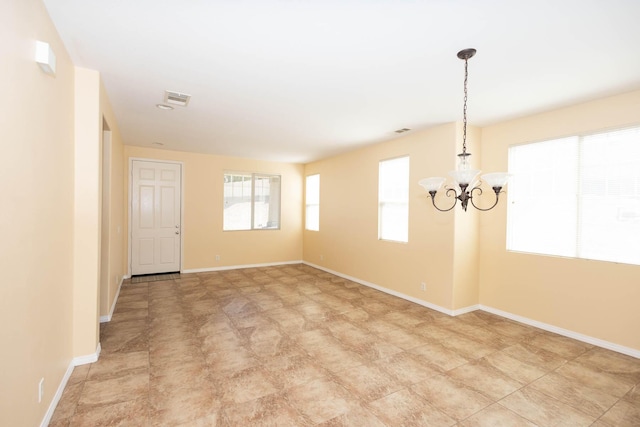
[{"left": 462, "top": 57, "right": 469, "bottom": 155}]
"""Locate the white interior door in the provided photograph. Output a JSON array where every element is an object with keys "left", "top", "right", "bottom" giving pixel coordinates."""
[{"left": 131, "top": 160, "right": 181, "bottom": 275}]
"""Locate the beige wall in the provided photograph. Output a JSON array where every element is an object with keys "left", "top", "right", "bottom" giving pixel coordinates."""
[
  {"left": 124, "top": 146, "right": 304, "bottom": 272},
  {"left": 73, "top": 67, "right": 101, "bottom": 357},
  {"left": 303, "top": 91, "right": 640, "bottom": 352},
  {"left": 0, "top": 2, "right": 126, "bottom": 423},
  {"left": 479, "top": 90, "right": 640, "bottom": 350},
  {"left": 99, "top": 83, "right": 126, "bottom": 318},
  {"left": 0, "top": 0, "right": 76, "bottom": 424},
  {"left": 303, "top": 123, "right": 480, "bottom": 311},
  {"left": 73, "top": 68, "right": 127, "bottom": 352},
  {"left": 452, "top": 124, "right": 481, "bottom": 310}
]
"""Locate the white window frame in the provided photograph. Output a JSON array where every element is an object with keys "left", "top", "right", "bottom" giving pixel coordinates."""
[
  {"left": 305, "top": 174, "right": 320, "bottom": 231},
  {"left": 507, "top": 126, "right": 640, "bottom": 266},
  {"left": 223, "top": 172, "right": 281, "bottom": 231},
  {"left": 378, "top": 156, "right": 409, "bottom": 243}
]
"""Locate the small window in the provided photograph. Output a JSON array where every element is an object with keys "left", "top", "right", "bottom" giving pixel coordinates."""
[
  {"left": 378, "top": 156, "right": 409, "bottom": 242},
  {"left": 507, "top": 126, "right": 640, "bottom": 265},
  {"left": 305, "top": 174, "right": 320, "bottom": 231},
  {"left": 223, "top": 172, "right": 281, "bottom": 231}
]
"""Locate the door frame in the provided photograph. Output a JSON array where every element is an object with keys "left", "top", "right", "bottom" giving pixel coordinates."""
[
  {"left": 127, "top": 157, "right": 185, "bottom": 277},
  {"left": 100, "top": 121, "right": 112, "bottom": 317}
]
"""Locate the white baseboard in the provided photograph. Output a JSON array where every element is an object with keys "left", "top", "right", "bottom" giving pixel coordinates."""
[
  {"left": 132, "top": 259, "right": 640, "bottom": 358},
  {"left": 40, "top": 342, "right": 102, "bottom": 426},
  {"left": 182, "top": 260, "right": 303, "bottom": 274},
  {"left": 480, "top": 305, "right": 640, "bottom": 359},
  {"left": 39, "top": 342, "right": 103, "bottom": 426},
  {"left": 303, "top": 262, "right": 477, "bottom": 316},
  {"left": 39, "top": 361, "right": 74, "bottom": 427},
  {"left": 303, "top": 262, "right": 639, "bottom": 359},
  {"left": 73, "top": 343, "right": 101, "bottom": 366},
  {"left": 100, "top": 275, "right": 125, "bottom": 323},
  {"left": 452, "top": 304, "right": 481, "bottom": 316}
]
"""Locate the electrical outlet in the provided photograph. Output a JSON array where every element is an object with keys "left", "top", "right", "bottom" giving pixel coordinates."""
[
  {"left": 320, "top": 255, "right": 324, "bottom": 261},
  {"left": 215, "top": 255, "right": 220, "bottom": 261},
  {"left": 38, "top": 378, "right": 44, "bottom": 403},
  {"left": 420, "top": 282, "right": 426, "bottom": 291}
]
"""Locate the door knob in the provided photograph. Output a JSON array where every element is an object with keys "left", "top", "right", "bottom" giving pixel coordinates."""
[{"left": 175, "top": 231, "right": 179, "bottom": 235}]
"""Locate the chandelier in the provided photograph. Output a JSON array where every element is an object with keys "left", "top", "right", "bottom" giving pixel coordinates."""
[{"left": 419, "top": 48, "right": 510, "bottom": 212}]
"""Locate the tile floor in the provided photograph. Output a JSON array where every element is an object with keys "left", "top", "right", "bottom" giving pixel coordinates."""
[{"left": 50, "top": 264, "right": 640, "bottom": 426}]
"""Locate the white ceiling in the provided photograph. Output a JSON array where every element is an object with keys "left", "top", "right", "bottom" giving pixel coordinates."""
[{"left": 43, "top": 0, "right": 640, "bottom": 164}]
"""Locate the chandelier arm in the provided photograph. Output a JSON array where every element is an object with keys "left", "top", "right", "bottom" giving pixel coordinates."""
[
  {"left": 429, "top": 188, "right": 458, "bottom": 212},
  {"left": 469, "top": 186, "right": 501, "bottom": 211}
]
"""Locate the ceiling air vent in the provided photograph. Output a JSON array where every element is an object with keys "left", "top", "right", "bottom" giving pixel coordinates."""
[
  {"left": 164, "top": 90, "right": 191, "bottom": 107},
  {"left": 394, "top": 128, "right": 411, "bottom": 134}
]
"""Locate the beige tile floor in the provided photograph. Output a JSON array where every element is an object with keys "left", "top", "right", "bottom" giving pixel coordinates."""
[{"left": 50, "top": 264, "right": 640, "bottom": 426}]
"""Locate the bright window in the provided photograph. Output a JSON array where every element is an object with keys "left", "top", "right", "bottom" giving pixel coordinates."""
[
  {"left": 507, "top": 126, "right": 640, "bottom": 265},
  {"left": 223, "top": 172, "right": 281, "bottom": 231},
  {"left": 378, "top": 156, "right": 409, "bottom": 242},
  {"left": 305, "top": 174, "right": 320, "bottom": 231}
]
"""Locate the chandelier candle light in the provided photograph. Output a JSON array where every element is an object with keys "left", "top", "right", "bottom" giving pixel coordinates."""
[{"left": 419, "top": 48, "right": 510, "bottom": 212}]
